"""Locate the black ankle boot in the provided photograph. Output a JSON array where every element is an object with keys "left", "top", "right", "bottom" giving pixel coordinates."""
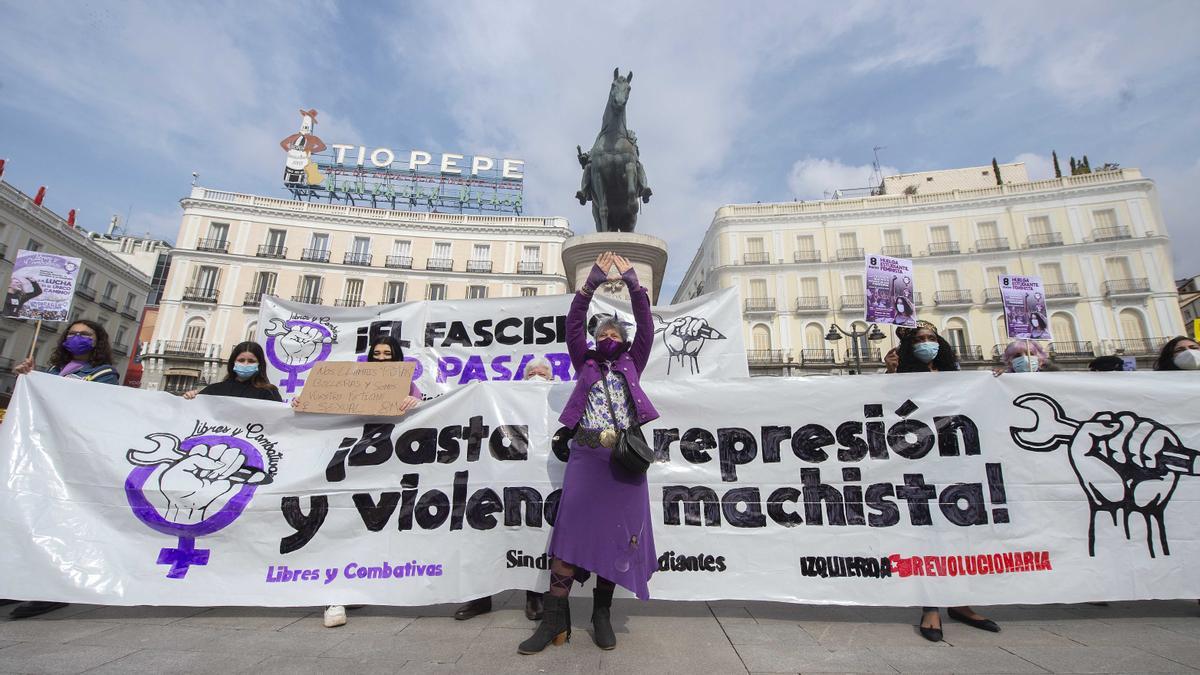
[
  {"left": 591, "top": 586, "right": 616, "bottom": 650},
  {"left": 518, "top": 595, "right": 571, "bottom": 654}
]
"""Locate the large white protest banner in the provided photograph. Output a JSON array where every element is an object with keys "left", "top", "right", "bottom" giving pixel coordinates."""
[
  {"left": 257, "top": 287, "right": 747, "bottom": 400},
  {"left": 1, "top": 371, "right": 1198, "bottom": 607}
]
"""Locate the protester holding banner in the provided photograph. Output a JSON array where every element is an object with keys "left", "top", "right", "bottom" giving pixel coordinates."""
[
  {"left": 519, "top": 252, "right": 659, "bottom": 655},
  {"left": 1153, "top": 336, "right": 1200, "bottom": 371},
  {"left": 892, "top": 323, "right": 1000, "bottom": 641},
  {"left": 995, "top": 341, "right": 1059, "bottom": 375},
  {"left": 6, "top": 319, "right": 118, "bottom": 618},
  {"left": 323, "top": 334, "right": 421, "bottom": 628},
  {"left": 455, "top": 357, "right": 554, "bottom": 623},
  {"left": 182, "top": 342, "right": 282, "bottom": 402},
  {"left": 12, "top": 319, "right": 119, "bottom": 385}
]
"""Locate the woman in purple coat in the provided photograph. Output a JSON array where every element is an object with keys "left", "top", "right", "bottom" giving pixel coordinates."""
[{"left": 519, "top": 252, "right": 659, "bottom": 655}]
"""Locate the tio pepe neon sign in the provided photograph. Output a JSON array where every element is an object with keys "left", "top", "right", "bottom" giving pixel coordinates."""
[{"left": 327, "top": 145, "right": 524, "bottom": 181}]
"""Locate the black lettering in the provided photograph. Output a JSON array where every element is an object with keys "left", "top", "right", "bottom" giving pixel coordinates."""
[
  {"left": 801, "top": 467, "right": 846, "bottom": 525},
  {"left": 939, "top": 483, "right": 988, "bottom": 526},
  {"left": 415, "top": 490, "right": 450, "bottom": 529},
  {"left": 503, "top": 486, "right": 543, "bottom": 527},
  {"left": 279, "top": 495, "right": 327, "bottom": 553},
  {"left": 490, "top": 425, "right": 528, "bottom": 461},
  {"left": 935, "top": 415, "right": 981, "bottom": 456},
  {"left": 896, "top": 474, "right": 936, "bottom": 525},
  {"left": 680, "top": 428, "right": 716, "bottom": 463},
  {"left": 395, "top": 427, "right": 436, "bottom": 464},
  {"left": 836, "top": 421, "right": 868, "bottom": 462},
  {"left": 865, "top": 483, "right": 899, "bottom": 527},
  {"left": 766, "top": 487, "right": 802, "bottom": 527},
  {"left": 887, "top": 419, "right": 935, "bottom": 459},
  {"left": 466, "top": 488, "right": 504, "bottom": 529},
  {"left": 352, "top": 492, "right": 400, "bottom": 531},
  {"left": 717, "top": 427, "right": 757, "bottom": 482},
  {"left": 662, "top": 485, "right": 721, "bottom": 526},
  {"left": 721, "top": 487, "right": 765, "bottom": 527},
  {"left": 792, "top": 424, "right": 833, "bottom": 463}
]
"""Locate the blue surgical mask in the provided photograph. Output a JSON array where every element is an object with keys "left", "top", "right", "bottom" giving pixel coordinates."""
[
  {"left": 913, "top": 342, "right": 939, "bottom": 363},
  {"left": 1011, "top": 356, "right": 1040, "bottom": 373},
  {"left": 233, "top": 363, "right": 259, "bottom": 379}
]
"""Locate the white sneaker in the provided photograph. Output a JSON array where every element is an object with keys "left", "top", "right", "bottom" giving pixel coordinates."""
[{"left": 323, "top": 604, "right": 347, "bottom": 628}]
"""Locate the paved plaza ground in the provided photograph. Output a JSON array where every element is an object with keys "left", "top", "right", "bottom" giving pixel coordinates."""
[{"left": 0, "top": 596, "right": 1197, "bottom": 674}]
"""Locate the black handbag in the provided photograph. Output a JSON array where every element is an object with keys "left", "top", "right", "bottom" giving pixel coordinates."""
[{"left": 600, "top": 373, "right": 654, "bottom": 474}]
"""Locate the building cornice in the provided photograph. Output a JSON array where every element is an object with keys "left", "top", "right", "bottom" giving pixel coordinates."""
[{"left": 180, "top": 187, "right": 574, "bottom": 239}]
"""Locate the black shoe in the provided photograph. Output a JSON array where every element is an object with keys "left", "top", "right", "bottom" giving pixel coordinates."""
[
  {"left": 9, "top": 601, "right": 68, "bottom": 619},
  {"left": 518, "top": 595, "right": 571, "bottom": 654},
  {"left": 591, "top": 586, "right": 616, "bottom": 650},
  {"left": 454, "top": 596, "right": 492, "bottom": 621},
  {"left": 524, "top": 591, "right": 544, "bottom": 621},
  {"left": 947, "top": 607, "right": 1000, "bottom": 633},
  {"left": 919, "top": 625, "right": 943, "bottom": 642}
]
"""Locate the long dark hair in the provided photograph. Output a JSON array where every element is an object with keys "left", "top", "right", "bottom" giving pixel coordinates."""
[
  {"left": 50, "top": 319, "right": 114, "bottom": 369},
  {"left": 225, "top": 341, "right": 276, "bottom": 390},
  {"left": 1153, "top": 335, "right": 1198, "bottom": 371},
  {"left": 367, "top": 336, "right": 405, "bottom": 362},
  {"left": 896, "top": 333, "right": 960, "bottom": 373}
]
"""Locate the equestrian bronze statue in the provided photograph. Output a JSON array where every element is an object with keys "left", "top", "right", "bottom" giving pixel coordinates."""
[{"left": 576, "top": 68, "right": 652, "bottom": 233}]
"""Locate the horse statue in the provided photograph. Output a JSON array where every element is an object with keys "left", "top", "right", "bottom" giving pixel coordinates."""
[{"left": 575, "top": 68, "right": 652, "bottom": 233}]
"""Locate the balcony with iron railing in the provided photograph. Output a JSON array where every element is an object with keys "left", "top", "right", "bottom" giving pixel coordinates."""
[
  {"left": 976, "top": 237, "right": 1010, "bottom": 252},
  {"left": 1102, "top": 278, "right": 1151, "bottom": 296},
  {"left": 113, "top": 342, "right": 130, "bottom": 355},
  {"left": 195, "top": 238, "right": 229, "bottom": 253},
  {"left": 957, "top": 344, "right": 985, "bottom": 362},
  {"left": 518, "top": 261, "right": 543, "bottom": 274},
  {"left": 120, "top": 306, "right": 139, "bottom": 320},
  {"left": 466, "top": 259, "right": 493, "bottom": 273},
  {"left": 1027, "top": 232, "right": 1063, "bottom": 248},
  {"left": 182, "top": 286, "right": 219, "bottom": 303},
  {"left": 747, "top": 349, "right": 788, "bottom": 365},
  {"left": 335, "top": 298, "right": 366, "bottom": 307},
  {"left": 244, "top": 291, "right": 269, "bottom": 307},
  {"left": 1092, "top": 226, "right": 1132, "bottom": 242},
  {"left": 836, "top": 247, "right": 864, "bottom": 261},
  {"left": 928, "top": 241, "right": 961, "bottom": 256},
  {"left": 881, "top": 244, "right": 911, "bottom": 258},
  {"left": 743, "top": 251, "right": 770, "bottom": 265},
  {"left": 292, "top": 294, "right": 322, "bottom": 305},
  {"left": 426, "top": 258, "right": 454, "bottom": 272},
  {"left": 75, "top": 285, "right": 96, "bottom": 301},
  {"left": 744, "top": 297, "right": 776, "bottom": 312},
  {"left": 301, "top": 248, "right": 330, "bottom": 263},
  {"left": 257, "top": 244, "right": 287, "bottom": 259},
  {"left": 1049, "top": 341, "right": 1095, "bottom": 358},
  {"left": 343, "top": 252, "right": 372, "bottom": 267},
  {"left": 794, "top": 296, "right": 829, "bottom": 313},
  {"left": 800, "top": 349, "right": 836, "bottom": 364},
  {"left": 1110, "top": 337, "right": 1166, "bottom": 355},
  {"left": 983, "top": 288, "right": 1003, "bottom": 305},
  {"left": 844, "top": 347, "right": 882, "bottom": 363},
  {"left": 161, "top": 340, "right": 209, "bottom": 357},
  {"left": 934, "top": 289, "right": 973, "bottom": 305},
  {"left": 840, "top": 294, "right": 865, "bottom": 309},
  {"left": 164, "top": 383, "right": 200, "bottom": 396},
  {"left": 98, "top": 295, "right": 118, "bottom": 311},
  {"left": 385, "top": 255, "right": 413, "bottom": 269},
  {"left": 793, "top": 250, "right": 821, "bottom": 263},
  {"left": 1045, "top": 282, "right": 1080, "bottom": 299}
]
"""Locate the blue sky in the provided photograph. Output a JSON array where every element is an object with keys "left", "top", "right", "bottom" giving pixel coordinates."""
[{"left": 2, "top": 1, "right": 1198, "bottom": 300}]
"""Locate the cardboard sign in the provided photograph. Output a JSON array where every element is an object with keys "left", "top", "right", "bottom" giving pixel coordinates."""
[{"left": 293, "top": 361, "right": 414, "bottom": 415}]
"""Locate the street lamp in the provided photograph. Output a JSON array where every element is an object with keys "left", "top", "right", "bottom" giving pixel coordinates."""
[{"left": 825, "top": 323, "right": 887, "bottom": 375}]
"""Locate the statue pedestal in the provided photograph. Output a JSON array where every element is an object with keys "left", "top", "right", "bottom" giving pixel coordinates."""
[{"left": 561, "top": 232, "right": 669, "bottom": 304}]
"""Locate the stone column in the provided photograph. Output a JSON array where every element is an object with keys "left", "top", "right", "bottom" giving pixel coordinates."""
[{"left": 560, "top": 232, "right": 668, "bottom": 303}]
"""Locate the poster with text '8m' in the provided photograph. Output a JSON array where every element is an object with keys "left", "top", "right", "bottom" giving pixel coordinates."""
[
  {"left": 865, "top": 253, "right": 917, "bottom": 327},
  {"left": 1001, "top": 275, "right": 1051, "bottom": 341},
  {"left": 3, "top": 250, "right": 81, "bottom": 321}
]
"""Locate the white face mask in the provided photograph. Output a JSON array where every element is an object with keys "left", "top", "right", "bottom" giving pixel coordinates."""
[
  {"left": 526, "top": 374, "right": 551, "bottom": 382},
  {"left": 1173, "top": 349, "right": 1200, "bottom": 370},
  {"left": 1011, "top": 356, "right": 1040, "bottom": 373}
]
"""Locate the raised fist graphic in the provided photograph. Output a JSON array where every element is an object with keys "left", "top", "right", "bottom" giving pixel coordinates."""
[
  {"left": 266, "top": 318, "right": 331, "bottom": 365},
  {"left": 128, "top": 434, "right": 270, "bottom": 525},
  {"left": 1010, "top": 394, "right": 1199, "bottom": 557},
  {"left": 654, "top": 314, "right": 726, "bottom": 375}
]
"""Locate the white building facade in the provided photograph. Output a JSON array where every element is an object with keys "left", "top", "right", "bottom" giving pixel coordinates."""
[
  {"left": 0, "top": 180, "right": 151, "bottom": 394},
  {"left": 142, "top": 186, "right": 573, "bottom": 393},
  {"left": 673, "top": 166, "right": 1185, "bottom": 374}
]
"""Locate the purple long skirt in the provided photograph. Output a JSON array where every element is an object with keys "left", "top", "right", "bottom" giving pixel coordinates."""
[{"left": 547, "top": 439, "right": 657, "bottom": 600}]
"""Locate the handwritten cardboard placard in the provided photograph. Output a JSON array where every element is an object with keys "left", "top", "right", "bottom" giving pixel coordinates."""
[{"left": 294, "top": 361, "right": 414, "bottom": 415}]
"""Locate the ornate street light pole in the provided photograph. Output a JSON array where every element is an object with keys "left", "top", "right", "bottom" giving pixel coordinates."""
[{"left": 825, "top": 323, "right": 887, "bottom": 375}]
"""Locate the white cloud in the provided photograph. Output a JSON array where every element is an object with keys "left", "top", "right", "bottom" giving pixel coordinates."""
[
  {"left": 1013, "top": 153, "right": 1055, "bottom": 181},
  {"left": 786, "top": 158, "right": 898, "bottom": 200}
]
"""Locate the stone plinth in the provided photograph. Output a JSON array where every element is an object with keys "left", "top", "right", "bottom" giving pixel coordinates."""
[{"left": 561, "top": 232, "right": 669, "bottom": 303}]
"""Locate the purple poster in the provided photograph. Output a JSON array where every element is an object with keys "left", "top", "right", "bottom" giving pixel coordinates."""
[
  {"left": 4, "top": 250, "right": 81, "bottom": 321},
  {"left": 1000, "top": 275, "right": 1052, "bottom": 340},
  {"left": 865, "top": 253, "right": 917, "bottom": 327}
]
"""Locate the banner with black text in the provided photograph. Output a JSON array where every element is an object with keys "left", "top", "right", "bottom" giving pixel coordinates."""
[{"left": 1, "top": 371, "right": 1198, "bottom": 606}]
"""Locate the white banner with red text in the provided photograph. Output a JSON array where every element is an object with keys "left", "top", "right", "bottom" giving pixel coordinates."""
[
  {"left": 1, "top": 371, "right": 1198, "bottom": 607},
  {"left": 256, "top": 287, "right": 747, "bottom": 400}
]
